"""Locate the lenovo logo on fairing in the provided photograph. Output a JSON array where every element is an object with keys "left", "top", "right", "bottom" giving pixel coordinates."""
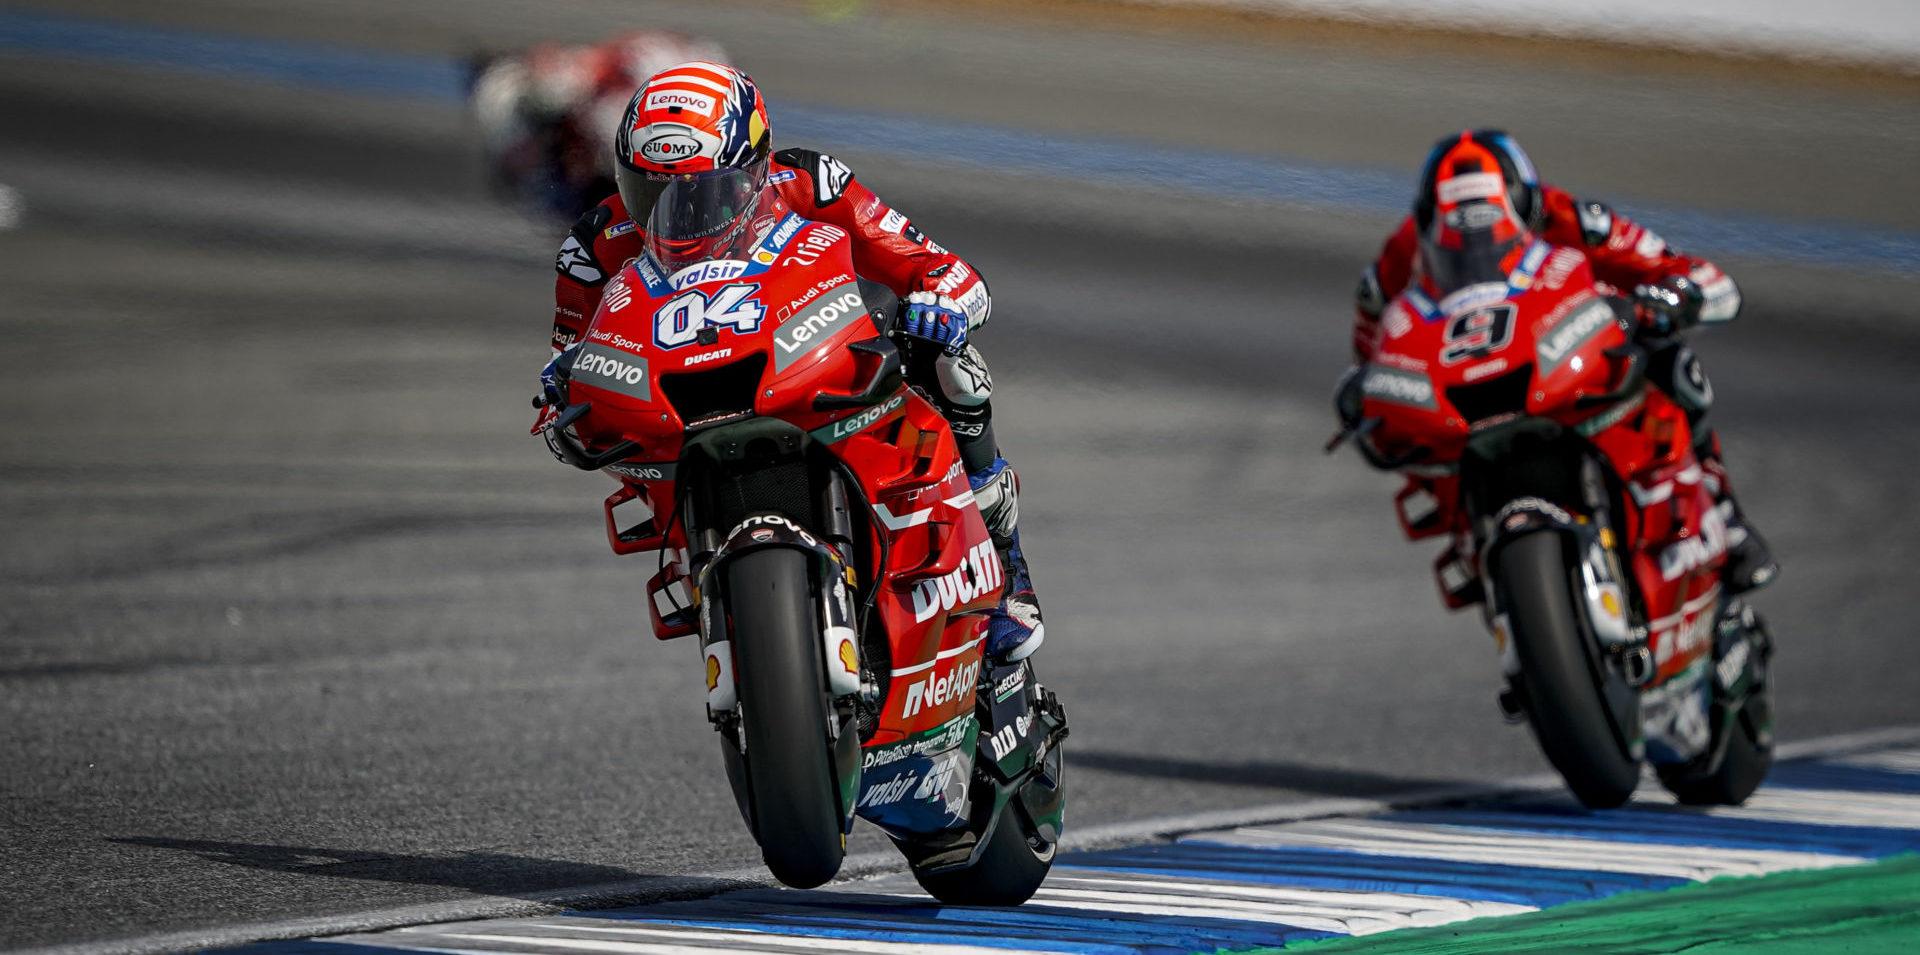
[
  {"left": 577, "top": 352, "right": 645, "bottom": 385},
  {"left": 772, "top": 290, "right": 865, "bottom": 369},
  {"left": 570, "top": 344, "right": 650, "bottom": 400},
  {"left": 1537, "top": 299, "right": 1614, "bottom": 370}
]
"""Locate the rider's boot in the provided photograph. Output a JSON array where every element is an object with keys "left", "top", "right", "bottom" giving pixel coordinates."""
[
  {"left": 1698, "top": 431, "right": 1778, "bottom": 595},
  {"left": 970, "top": 456, "right": 1044, "bottom": 662}
]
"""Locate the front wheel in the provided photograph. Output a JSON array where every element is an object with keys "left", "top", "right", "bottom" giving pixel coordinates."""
[
  {"left": 729, "top": 547, "right": 845, "bottom": 888},
  {"left": 1498, "top": 532, "right": 1642, "bottom": 809}
]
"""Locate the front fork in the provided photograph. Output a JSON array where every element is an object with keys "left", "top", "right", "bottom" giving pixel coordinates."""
[
  {"left": 695, "top": 469, "right": 872, "bottom": 835},
  {"left": 1479, "top": 481, "right": 1647, "bottom": 756}
]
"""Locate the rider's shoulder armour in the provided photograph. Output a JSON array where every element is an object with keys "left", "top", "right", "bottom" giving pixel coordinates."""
[{"left": 775, "top": 147, "right": 854, "bottom": 208}]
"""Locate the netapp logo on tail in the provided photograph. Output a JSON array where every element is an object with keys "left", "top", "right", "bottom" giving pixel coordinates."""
[
  {"left": 910, "top": 540, "right": 1002, "bottom": 623},
  {"left": 772, "top": 290, "right": 865, "bottom": 369},
  {"left": 572, "top": 344, "right": 650, "bottom": 400}
]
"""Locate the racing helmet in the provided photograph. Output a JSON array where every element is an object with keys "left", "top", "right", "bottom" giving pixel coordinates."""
[
  {"left": 613, "top": 61, "right": 772, "bottom": 235},
  {"left": 1413, "top": 130, "right": 1537, "bottom": 296}
]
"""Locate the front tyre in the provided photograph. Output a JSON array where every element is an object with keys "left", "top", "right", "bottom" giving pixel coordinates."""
[
  {"left": 1499, "top": 532, "right": 1642, "bottom": 809},
  {"left": 729, "top": 547, "right": 845, "bottom": 888}
]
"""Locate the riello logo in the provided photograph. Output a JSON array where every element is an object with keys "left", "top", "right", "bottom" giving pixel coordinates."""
[
  {"left": 900, "top": 657, "right": 982, "bottom": 719},
  {"left": 910, "top": 539, "right": 1002, "bottom": 623}
]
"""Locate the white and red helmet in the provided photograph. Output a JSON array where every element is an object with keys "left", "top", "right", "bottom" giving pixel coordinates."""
[
  {"left": 1413, "top": 130, "right": 1537, "bottom": 295},
  {"left": 613, "top": 62, "right": 772, "bottom": 223}
]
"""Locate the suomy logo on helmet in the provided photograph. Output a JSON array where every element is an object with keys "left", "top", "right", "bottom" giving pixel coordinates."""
[{"left": 638, "top": 133, "right": 704, "bottom": 164}]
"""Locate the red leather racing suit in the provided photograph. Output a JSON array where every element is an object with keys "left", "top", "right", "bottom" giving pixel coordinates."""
[{"left": 1351, "top": 184, "right": 1741, "bottom": 363}]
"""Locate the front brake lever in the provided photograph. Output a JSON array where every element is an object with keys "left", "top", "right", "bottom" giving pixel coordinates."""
[{"left": 1325, "top": 417, "right": 1380, "bottom": 454}]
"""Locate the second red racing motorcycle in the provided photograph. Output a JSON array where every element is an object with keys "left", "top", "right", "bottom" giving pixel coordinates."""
[
  {"left": 533, "top": 182, "right": 1066, "bottom": 902},
  {"left": 1332, "top": 242, "right": 1775, "bottom": 809}
]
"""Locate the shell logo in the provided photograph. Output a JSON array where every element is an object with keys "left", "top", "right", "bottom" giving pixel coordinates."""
[
  {"left": 838, "top": 638, "right": 859, "bottom": 675},
  {"left": 706, "top": 654, "right": 721, "bottom": 692},
  {"left": 1600, "top": 590, "right": 1623, "bottom": 619}
]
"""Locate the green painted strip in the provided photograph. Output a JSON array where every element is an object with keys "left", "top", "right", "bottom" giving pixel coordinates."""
[{"left": 1253, "top": 853, "right": 1920, "bottom": 955}]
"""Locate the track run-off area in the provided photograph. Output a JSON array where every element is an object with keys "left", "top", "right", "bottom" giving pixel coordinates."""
[
  {"left": 213, "top": 732, "right": 1920, "bottom": 953},
  {"left": 4, "top": 1, "right": 1920, "bottom": 953}
]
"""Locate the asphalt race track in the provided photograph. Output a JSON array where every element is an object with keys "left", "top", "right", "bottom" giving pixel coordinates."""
[{"left": 3, "top": 1, "right": 1919, "bottom": 949}]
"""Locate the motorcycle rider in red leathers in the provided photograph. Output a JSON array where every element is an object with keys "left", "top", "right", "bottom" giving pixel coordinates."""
[
  {"left": 544, "top": 61, "right": 1044, "bottom": 661},
  {"left": 1341, "top": 128, "right": 1777, "bottom": 594}
]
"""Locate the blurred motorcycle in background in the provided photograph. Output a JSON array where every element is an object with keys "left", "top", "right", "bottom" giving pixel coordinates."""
[
  {"left": 469, "top": 30, "right": 728, "bottom": 220},
  {"left": 1330, "top": 243, "right": 1775, "bottom": 809}
]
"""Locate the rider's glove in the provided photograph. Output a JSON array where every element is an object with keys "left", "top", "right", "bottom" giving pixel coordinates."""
[
  {"left": 898, "top": 291, "right": 970, "bottom": 357},
  {"left": 1333, "top": 364, "right": 1366, "bottom": 431},
  {"left": 536, "top": 343, "right": 579, "bottom": 410},
  {"left": 1633, "top": 274, "right": 1704, "bottom": 336}
]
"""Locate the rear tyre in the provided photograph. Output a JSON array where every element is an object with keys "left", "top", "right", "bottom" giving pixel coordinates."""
[
  {"left": 1658, "top": 707, "right": 1773, "bottom": 805},
  {"left": 912, "top": 795, "right": 1057, "bottom": 906},
  {"left": 1499, "top": 532, "right": 1642, "bottom": 809},
  {"left": 729, "top": 547, "right": 845, "bottom": 888}
]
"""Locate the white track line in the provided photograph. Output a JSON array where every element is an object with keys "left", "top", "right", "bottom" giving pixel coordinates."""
[
  {"left": 1635, "top": 784, "right": 1920, "bottom": 829},
  {"left": 1189, "top": 817, "right": 1867, "bottom": 880}
]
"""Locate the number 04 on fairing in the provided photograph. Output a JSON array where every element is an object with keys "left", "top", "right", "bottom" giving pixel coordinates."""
[{"left": 537, "top": 213, "right": 1066, "bottom": 902}]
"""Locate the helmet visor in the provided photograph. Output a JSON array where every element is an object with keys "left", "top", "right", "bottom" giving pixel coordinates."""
[
  {"left": 1421, "top": 199, "right": 1523, "bottom": 295},
  {"left": 641, "top": 162, "right": 768, "bottom": 272}
]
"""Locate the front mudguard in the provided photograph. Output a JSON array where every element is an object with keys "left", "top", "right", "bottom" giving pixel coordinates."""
[
  {"left": 1482, "top": 497, "right": 1645, "bottom": 759},
  {"left": 701, "top": 512, "right": 863, "bottom": 837}
]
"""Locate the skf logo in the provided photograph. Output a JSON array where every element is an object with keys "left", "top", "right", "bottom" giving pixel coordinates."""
[
  {"left": 900, "top": 657, "right": 980, "bottom": 719},
  {"left": 910, "top": 540, "right": 1003, "bottom": 623}
]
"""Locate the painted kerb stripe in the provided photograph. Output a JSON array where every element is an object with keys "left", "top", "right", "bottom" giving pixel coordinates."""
[{"left": 196, "top": 741, "right": 1920, "bottom": 955}]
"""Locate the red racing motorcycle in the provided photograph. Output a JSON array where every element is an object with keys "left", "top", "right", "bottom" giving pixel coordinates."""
[
  {"left": 535, "top": 207, "right": 1066, "bottom": 901},
  {"left": 1331, "top": 242, "right": 1774, "bottom": 808}
]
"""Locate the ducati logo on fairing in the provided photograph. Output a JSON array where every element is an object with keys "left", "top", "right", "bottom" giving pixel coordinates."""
[
  {"left": 909, "top": 540, "right": 1003, "bottom": 623},
  {"left": 900, "top": 657, "right": 981, "bottom": 720},
  {"left": 1658, "top": 505, "right": 1729, "bottom": 582}
]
